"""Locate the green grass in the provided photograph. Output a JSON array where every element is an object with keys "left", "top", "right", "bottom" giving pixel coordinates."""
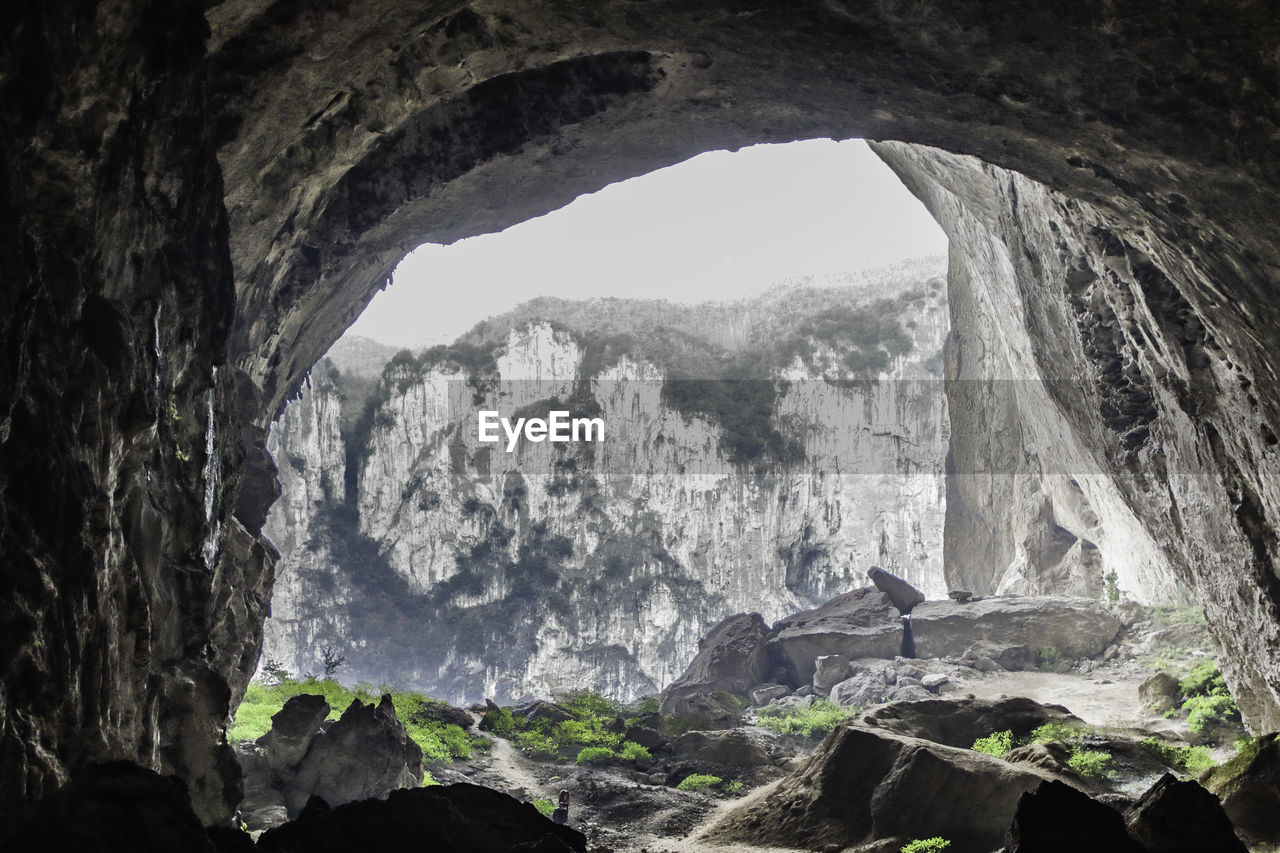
[
  {"left": 486, "top": 689, "right": 627, "bottom": 760},
  {"left": 755, "top": 699, "right": 856, "bottom": 739},
  {"left": 676, "top": 773, "right": 723, "bottom": 791},
  {"left": 1030, "top": 722, "right": 1091, "bottom": 745},
  {"left": 229, "top": 677, "right": 487, "bottom": 763},
  {"left": 531, "top": 798, "right": 556, "bottom": 817},
  {"left": 972, "top": 730, "right": 1013, "bottom": 758},
  {"left": 1176, "top": 660, "right": 1239, "bottom": 733}
]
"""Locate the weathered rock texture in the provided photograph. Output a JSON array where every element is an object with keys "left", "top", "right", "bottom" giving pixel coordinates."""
[
  {"left": 262, "top": 283, "right": 949, "bottom": 702},
  {"left": 4, "top": 0, "right": 1280, "bottom": 826}
]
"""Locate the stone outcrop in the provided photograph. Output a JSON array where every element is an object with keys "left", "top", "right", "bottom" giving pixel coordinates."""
[
  {"left": 858, "top": 697, "right": 1082, "bottom": 750},
  {"left": 770, "top": 587, "right": 902, "bottom": 684},
  {"left": 1124, "top": 774, "right": 1248, "bottom": 853},
  {"left": 255, "top": 783, "right": 585, "bottom": 853},
  {"left": 1004, "top": 780, "right": 1144, "bottom": 853},
  {"left": 237, "top": 693, "right": 423, "bottom": 827},
  {"left": 660, "top": 613, "right": 772, "bottom": 715},
  {"left": 709, "top": 722, "right": 1057, "bottom": 851},
  {"left": 868, "top": 566, "right": 926, "bottom": 614},
  {"left": 910, "top": 596, "right": 1122, "bottom": 664},
  {"left": 6, "top": 0, "right": 1280, "bottom": 825},
  {"left": 1202, "top": 734, "right": 1280, "bottom": 847}
]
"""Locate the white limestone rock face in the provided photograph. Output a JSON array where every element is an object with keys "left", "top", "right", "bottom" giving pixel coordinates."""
[{"left": 261, "top": 281, "right": 951, "bottom": 703}]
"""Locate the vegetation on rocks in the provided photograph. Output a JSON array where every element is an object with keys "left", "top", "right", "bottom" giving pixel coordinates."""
[
  {"left": 675, "top": 773, "right": 723, "bottom": 791},
  {"left": 755, "top": 699, "right": 857, "bottom": 739},
  {"left": 486, "top": 689, "right": 651, "bottom": 763},
  {"left": 901, "top": 839, "right": 951, "bottom": 853},
  {"left": 1174, "top": 659, "right": 1239, "bottom": 732},
  {"left": 229, "top": 677, "right": 487, "bottom": 763},
  {"left": 971, "top": 730, "right": 1014, "bottom": 758},
  {"left": 1140, "top": 737, "right": 1217, "bottom": 775}
]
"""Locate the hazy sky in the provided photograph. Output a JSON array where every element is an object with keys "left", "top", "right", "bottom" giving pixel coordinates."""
[{"left": 347, "top": 138, "right": 948, "bottom": 349}]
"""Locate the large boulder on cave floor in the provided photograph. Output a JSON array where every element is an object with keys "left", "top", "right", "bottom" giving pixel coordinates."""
[
  {"left": 0, "top": 761, "right": 219, "bottom": 853},
  {"left": 256, "top": 783, "right": 585, "bottom": 853},
  {"left": 1004, "top": 779, "right": 1143, "bottom": 853},
  {"left": 668, "top": 727, "right": 796, "bottom": 771},
  {"left": 284, "top": 695, "right": 423, "bottom": 817},
  {"left": 660, "top": 612, "right": 772, "bottom": 715},
  {"left": 1124, "top": 773, "right": 1247, "bottom": 853},
  {"left": 1201, "top": 733, "right": 1280, "bottom": 847},
  {"left": 262, "top": 693, "right": 331, "bottom": 777},
  {"left": 769, "top": 588, "right": 902, "bottom": 685},
  {"left": 868, "top": 565, "right": 926, "bottom": 614},
  {"left": 910, "top": 595, "right": 1121, "bottom": 665},
  {"left": 707, "top": 721, "right": 1059, "bottom": 852},
  {"left": 857, "top": 696, "right": 1084, "bottom": 749}
]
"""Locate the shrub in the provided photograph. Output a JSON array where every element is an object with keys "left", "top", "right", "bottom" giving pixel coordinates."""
[
  {"left": 1068, "top": 749, "right": 1113, "bottom": 778},
  {"left": 676, "top": 773, "right": 723, "bottom": 791},
  {"left": 972, "top": 730, "right": 1013, "bottom": 758},
  {"left": 1105, "top": 570, "right": 1120, "bottom": 603},
  {"left": 723, "top": 780, "right": 745, "bottom": 796},
  {"left": 755, "top": 699, "right": 856, "bottom": 739},
  {"left": 619, "top": 741, "right": 652, "bottom": 761},
  {"left": 902, "top": 840, "right": 951, "bottom": 853},
  {"left": 1030, "top": 722, "right": 1088, "bottom": 745},
  {"left": 576, "top": 746, "right": 617, "bottom": 764},
  {"left": 1036, "top": 646, "right": 1063, "bottom": 671},
  {"left": 1177, "top": 659, "right": 1239, "bottom": 733},
  {"left": 1141, "top": 737, "right": 1217, "bottom": 776}
]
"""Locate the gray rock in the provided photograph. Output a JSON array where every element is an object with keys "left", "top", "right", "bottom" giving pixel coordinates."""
[
  {"left": 868, "top": 565, "right": 926, "bottom": 614},
  {"left": 947, "top": 589, "right": 974, "bottom": 603},
  {"left": 262, "top": 694, "right": 330, "bottom": 777},
  {"left": 921, "top": 674, "right": 949, "bottom": 692},
  {"left": 670, "top": 728, "right": 786, "bottom": 768},
  {"left": 661, "top": 613, "right": 771, "bottom": 715},
  {"left": 812, "top": 655, "right": 851, "bottom": 693},
  {"left": 828, "top": 660, "right": 900, "bottom": 709},
  {"left": 858, "top": 696, "right": 1082, "bottom": 749},
  {"left": 895, "top": 676, "right": 923, "bottom": 688},
  {"left": 286, "top": 694, "right": 424, "bottom": 816},
  {"left": 1125, "top": 774, "right": 1248, "bottom": 853},
  {"left": 1139, "top": 672, "right": 1181, "bottom": 715},
  {"left": 1203, "top": 733, "right": 1280, "bottom": 847},
  {"left": 912, "top": 595, "right": 1121, "bottom": 665},
  {"left": 749, "top": 683, "right": 790, "bottom": 705},
  {"left": 709, "top": 722, "right": 1059, "bottom": 851},
  {"left": 771, "top": 588, "right": 902, "bottom": 685}
]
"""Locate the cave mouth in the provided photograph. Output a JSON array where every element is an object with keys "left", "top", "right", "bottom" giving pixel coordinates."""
[{"left": 261, "top": 137, "right": 954, "bottom": 706}]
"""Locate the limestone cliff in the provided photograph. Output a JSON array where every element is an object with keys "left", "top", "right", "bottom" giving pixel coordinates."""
[{"left": 262, "top": 275, "right": 948, "bottom": 703}]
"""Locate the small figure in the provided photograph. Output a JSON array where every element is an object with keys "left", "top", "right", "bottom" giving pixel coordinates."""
[{"left": 551, "top": 789, "right": 570, "bottom": 825}]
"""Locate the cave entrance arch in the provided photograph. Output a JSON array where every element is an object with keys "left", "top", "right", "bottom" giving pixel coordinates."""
[
  {"left": 6, "top": 0, "right": 1280, "bottom": 826},
  {"left": 213, "top": 2, "right": 1280, "bottom": 736}
]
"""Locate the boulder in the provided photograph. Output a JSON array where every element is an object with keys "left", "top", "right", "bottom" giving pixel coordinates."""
[
  {"left": 669, "top": 728, "right": 786, "bottom": 768},
  {"left": 708, "top": 722, "right": 1057, "bottom": 851},
  {"left": 1125, "top": 773, "right": 1247, "bottom": 852},
  {"left": 513, "top": 699, "right": 575, "bottom": 725},
  {"left": 1202, "top": 733, "right": 1280, "bottom": 846},
  {"left": 1004, "top": 779, "right": 1143, "bottom": 852},
  {"left": 828, "top": 660, "right": 899, "bottom": 709},
  {"left": 662, "top": 690, "right": 743, "bottom": 731},
  {"left": 661, "top": 613, "right": 772, "bottom": 715},
  {"left": 257, "top": 783, "right": 586, "bottom": 853},
  {"left": 948, "top": 589, "right": 974, "bottom": 603},
  {"left": 921, "top": 674, "right": 949, "bottom": 692},
  {"left": 286, "top": 695, "right": 423, "bottom": 816},
  {"left": 1139, "top": 672, "right": 1182, "bottom": 715},
  {"left": 868, "top": 566, "right": 926, "bottom": 614},
  {"left": 623, "top": 725, "right": 666, "bottom": 751},
  {"left": 812, "top": 655, "right": 851, "bottom": 693},
  {"left": 911, "top": 595, "right": 1122, "bottom": 664},
  {"left": 858, "top": 697, "right": 1082, "bottom": 749},
  {"left": 770, "top": 588, "right": 902, "bottom": 685},
  {"left": 263, "top": 694, "right": 331, "bottom": 776},
  {"left": 749, "top": 683, "right": 790, "bottom": 705}
]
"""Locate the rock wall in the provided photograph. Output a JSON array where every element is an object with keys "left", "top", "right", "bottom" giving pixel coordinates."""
[
  {"left": 263, "top": 284, "right": 950, "bottom": 704},
  {"left": 876, "top": 142, "right": 1280, "bottom": 730}
]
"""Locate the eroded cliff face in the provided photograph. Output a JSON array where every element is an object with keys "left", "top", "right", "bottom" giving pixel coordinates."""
[
  {"left": 263, "top": 283, "right": 949, "bottom": 703},
  {"left": 877, "top": 142, "right": 1280, "bottom": 731}
]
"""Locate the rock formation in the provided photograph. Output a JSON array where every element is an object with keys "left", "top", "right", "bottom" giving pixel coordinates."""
[
  {"left": 5, "top": 0, "right": 1280, "bottom": 826},
  {"left": 262, "top": 283, "right": 950, "bottom": 702}
]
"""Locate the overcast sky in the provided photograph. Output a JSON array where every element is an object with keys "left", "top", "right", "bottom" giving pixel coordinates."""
[{"left": 347, "top": 138, "right": 948, "bottom": 349}]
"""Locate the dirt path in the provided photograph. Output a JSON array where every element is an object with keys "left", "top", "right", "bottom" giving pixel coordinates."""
[
  {"left": 650, "top": 778, "right": 805, "bottom": 853},
  {"left": 467, "top": 712, "right": 547, "bottom": 799}
]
